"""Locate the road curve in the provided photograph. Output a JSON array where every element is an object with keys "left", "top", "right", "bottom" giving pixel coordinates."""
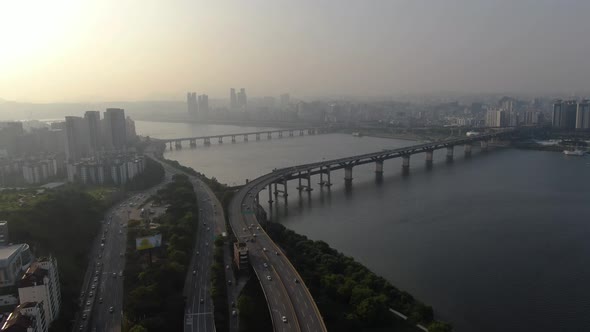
[{"left": 229, "top": 177, "right": 327, "bottom": 332}]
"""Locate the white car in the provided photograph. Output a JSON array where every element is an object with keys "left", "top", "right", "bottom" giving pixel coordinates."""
[
  {"left": 266, "top": 275, "right": 272, "bottom": 281},
  {"left": 282, "top": 316, "right": 288, "bottom": 323}
]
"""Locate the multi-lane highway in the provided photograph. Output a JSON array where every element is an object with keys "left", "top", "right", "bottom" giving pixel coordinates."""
[
  {"left": 183, "top": 178, "right": 217, "bottom": 332},
  {"left": 73, "top": 174, "right": 172, "bottom": 332},
  {"left": 229, "top": 183, "right": 327, "bottom": 332},
  {"left": 152, "top": 158, "right": 228, "bottom": 332}
]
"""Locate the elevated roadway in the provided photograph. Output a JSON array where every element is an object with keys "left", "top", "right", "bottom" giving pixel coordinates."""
[{"left": 228, "top": 130, "right": 514, "bottom": 332}]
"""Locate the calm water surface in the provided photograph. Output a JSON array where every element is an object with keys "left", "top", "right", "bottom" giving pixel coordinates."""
[{"left": 138, "top": 121, "right": 590, "bottom": 332}]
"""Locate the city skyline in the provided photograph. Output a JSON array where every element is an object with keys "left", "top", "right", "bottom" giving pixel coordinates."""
[{"left": 2, "top": 1, "right": 590, "bottom": 103}]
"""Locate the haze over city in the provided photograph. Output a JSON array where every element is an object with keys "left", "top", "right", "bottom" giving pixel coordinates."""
[
  {"left": 2, "top": 0, "right": 590, "bottom": 103},
  {"left": 2, "top": 2, "right": 590, "bottom": 332}
]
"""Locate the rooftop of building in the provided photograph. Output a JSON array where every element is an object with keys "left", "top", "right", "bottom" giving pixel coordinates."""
[
  {"left": 0, "top": 308, "right": 33, "bottom": 331},
  {"left": 19, "top": 263, "right": 48, "bottom": 288},
  {"left": 0, "top": 245, "right": 28, "bottom": 266}
]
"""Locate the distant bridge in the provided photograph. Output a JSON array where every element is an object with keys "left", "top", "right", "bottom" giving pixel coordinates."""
[{"left": 158, "top": 127, "right": 333, "bottom": 149}]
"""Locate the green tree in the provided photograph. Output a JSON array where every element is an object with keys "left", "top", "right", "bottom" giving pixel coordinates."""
[
  {"left": 428, "top": 321, "right": 454, "bottom": 332},
  {"left": 129, "top": 325, "right": 148, "bottom": 332}
]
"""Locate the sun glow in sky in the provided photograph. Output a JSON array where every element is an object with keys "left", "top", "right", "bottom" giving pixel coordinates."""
[{"left": 1, "top": 0, "right": 590, "bottom": 102}]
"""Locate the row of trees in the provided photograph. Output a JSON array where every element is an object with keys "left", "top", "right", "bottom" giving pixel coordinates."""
[
  {"left": 0, "top": 186, "right": 105, "bottom": 331},
  {"left": 210, "top": 236, "right": 229, "bottom": 331},
  {"left": 123, "top": 174, "right": 199, "bottom": 332},
  {"left": 263, "top": 221, "right": 453, "bottom": 332}
]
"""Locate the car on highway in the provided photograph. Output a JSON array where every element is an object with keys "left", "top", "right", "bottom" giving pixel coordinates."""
[
  {"left": 91, "top": 284, "right": 96, "bottom": 290},
  {"left": 119, "top": 271, "right": 123, "bottom": 277},
  {"left": 193, "top": 270, "right": 196, "bottom": 275},
  {"left": 86, "top": 301, "right": 91, "bottom": 306},
  {"left": 232, "top": 310, "right": 237, "bottom": 316},
  {"left": 109, "top": 306, "right": 114, "bottom": 313},
  {"left": 282, "top": 316, "right": 288, "bottom": 323},
  {"left": 228, "top": 280, "right": 232, "bottom": 285},
  {"left": 200, "top": 298, "right": 204, "bottom": 304},
  {"left": 275, "top": 251, "right": 280, "bottom": 256},
  {"left": 196, "top": 251, "right": 200, "bottom": 255},
  {"left": 99, "top": 297, "right": 103, "bottom": 304},
  {"left": 89, "top": 292, "right": 93, "bottom": 297},
  {"left": 263, "top": 263, "right": 268, "bottom": 268},
  {"left": 294, "top": 278, "right": 299, "bottom": 283},
  {"left": 263, "top": 247, "right": 267, "bottom": 252},
  {"left": 112, "top": 273, "right": 117, "bottom": 278},
  {"left": 205, "top": 242, "right": 209, "bottom": 246},
  {"left": 256, "top": 226, "right": 260, "bottom": 230},
  {"left": 226, "top": 265, "right": 229, "bottom": 269},
  {"left": 266, "top": 276, "right": 272, "bottom": 281},
  {"left": 120, "top": 252, "right": 123, "bottom": 257},
  {"left": 82, "top": 313, "right": 87, "bottom": 320}
]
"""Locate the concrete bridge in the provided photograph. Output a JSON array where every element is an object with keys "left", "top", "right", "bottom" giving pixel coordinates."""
[
  {"left": 159, "top": 127, "right": 331, "bottom": 149},
  {"left": 229, "top": 129, "right": 513, "bottom": 332}
]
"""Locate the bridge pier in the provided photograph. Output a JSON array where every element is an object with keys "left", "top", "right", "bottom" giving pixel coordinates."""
[
  {"left": 255, "top": 133, "right": 260, "bottom": 141},
  {"left": 231, "top": 135, "right": 236, "bottom": 143},
  {"left": 278, "top": 131, "right": 283, "bottom": 138},
  {"left": 175, "top": 141, "right": 182, "bottom": 149},
  {"left": 464, "top": 143, "right": 472, "bottom": 157},
  {"left": 344, "top": 166, "right": 353, "bottom": 184},
  {"left": 244, "top": 135, "right": 249, "bottom": 142},
  {"left": 189, "top": 139, "right": 196, "bottom": 148},
  {"left": 402, "top": 155, "right": 410, "bottom": 174},
  {"left": 289, "top": 130, "right": 294, "bottom": 137},
  {"left": 319, "top": 166, "right": 332, "bottom": 187},
  {"left": 268, "top": 184, "right": 273, "bottom": 204},
  {"left": 375, "top": 160, "right": 384, "bottom": 174},
  {"left": 218, "top": 137, "right": 223, "bottom": 144},
  {"left": 425, "top": 150, "right": 434, "bottom": 167},
  {"left": 446, "top": 146, "right": 454, "bottom": 162},
  {"left": 169, "top": 142, "right": 173, "bottom": 150},
  {"left": 267, "top": 132, "right": 272, "bottom": 139},
  {"left": 480, "top": 140, "right": 488, "bottom": 152},
  {"left": 299, "top": 130, "right": 304, "bottom": 136},
  {"left": 204, "top": 138, "right": 211, "bottom": 146}
]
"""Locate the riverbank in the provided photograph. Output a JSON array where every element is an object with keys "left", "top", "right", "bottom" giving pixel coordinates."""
[{"left": 262, "top": 221, "right": 452, "bottom": 332}]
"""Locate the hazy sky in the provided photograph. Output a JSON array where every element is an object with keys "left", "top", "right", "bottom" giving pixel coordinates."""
[{"left": 1, "top": 0, "right": 589, "bottom": 102}]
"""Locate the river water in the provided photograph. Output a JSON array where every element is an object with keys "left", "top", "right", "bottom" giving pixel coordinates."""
[{"left": 137, "top": 121, "right": 590, "bottom": 332}]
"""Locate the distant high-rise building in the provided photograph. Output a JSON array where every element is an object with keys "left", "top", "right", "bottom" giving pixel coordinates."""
[
  {"left": 230, "top": 88, "right": 237, "bottom": 109},
  {"left": 486, "top": 109, "right": 508, "bottom": 127},
  {"left": 103, "top": 108, "right": 127, "bottom": 149},
  {"left": 523, "top": 110, "right": 541, "bottom": 125},
  {"left": 552, "top": 100, "right": 563, "bottom": 128},
  {"left": 553, "top": 99, "right": 579, "bottom": 129},
  {"left": 187, "top": 92, "right": 198, "bottom": 117},
  {"left": 125, "top": 116, "right": 137, "bottom": 142},
  {"left": 575, "top": 99, "right": 590, "bottom": 129},
  {"left": 198, "top": 94, "right": 209, "bottom": 117},
  {"left": 237, "top": 88, "right": 247, "bottom": 110},
  {"left": 84, "top": 111, "right": 101, "bottom": 154},
  {"left": 64, "top": 116, "right": 90, "bottom": 162},
  {"left": 280, "top": 93, "right": 290, "bottom": 109}
]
